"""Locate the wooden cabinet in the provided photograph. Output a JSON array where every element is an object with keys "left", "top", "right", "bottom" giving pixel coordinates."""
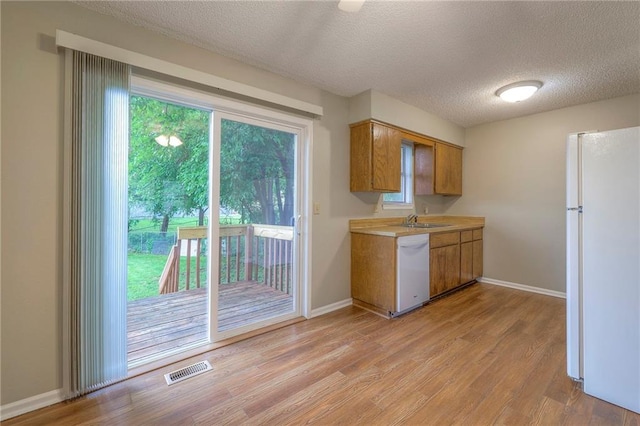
[
  {"left": 434, "top": 143, "right": 462, "bottom": 195},
  {"left": 350, "top": 119, "right": 462, "bottom": 195},
  {"left": 429, "top": 232, "right": 461, "bottom": 296},
  {"left": 351, "top": 233, "right": 397, "bottom": 314},
  {"left": 430, "top": 228, "right": 483, "bottom": 297},
  {"left": 472, "top": 229, "right": 483, "bottom": 278},
  {"left": 351, "top": 227, "right": 484, "bottom": 314},
  {"left": 460, "top": 231, "right": 474, "bottom": 285},
  {"left": 350, "top": 121, "right": 401, "bottom": 192},
  {"left": 415, "top": 142, "right": 463, "bottom": 196}
]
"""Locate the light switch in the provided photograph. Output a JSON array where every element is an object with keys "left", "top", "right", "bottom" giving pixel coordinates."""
[{"left": 313, "top": 202, "right": 321, "bottom": 215}]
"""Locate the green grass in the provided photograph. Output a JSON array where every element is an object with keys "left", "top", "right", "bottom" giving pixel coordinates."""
[
  {"left": 127, "top": 253, "right": 208, "bottom": 301},
  {"left": 129, "top": 215, "right": 242, "bottom": 233},
  {"left": 129, "top": 217, "right": 206, "bottom": 233},
  {"left": 127, "top": 214, "right": 244, "bottom": 301}
]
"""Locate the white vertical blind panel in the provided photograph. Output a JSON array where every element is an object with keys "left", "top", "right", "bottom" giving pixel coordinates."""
[{"left": 71, "top": 51, "right": 129, "bottom": 395}]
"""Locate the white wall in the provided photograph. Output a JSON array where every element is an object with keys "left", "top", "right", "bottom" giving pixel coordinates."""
[
  {"left": 447, "top": 94, "right": 640, "bottom": 293},
  {"left": 0, "top": 1, "right": 370, "bottom": 406}
]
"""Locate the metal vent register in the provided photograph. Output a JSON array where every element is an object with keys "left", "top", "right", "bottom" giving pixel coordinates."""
[{"left": 164, "top": 360, "right": 212, "bottom": 385}]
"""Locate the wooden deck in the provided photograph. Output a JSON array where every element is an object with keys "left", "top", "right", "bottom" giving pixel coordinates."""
[{"left": 127, "top": 281, "right": 293, "bottom": 365}]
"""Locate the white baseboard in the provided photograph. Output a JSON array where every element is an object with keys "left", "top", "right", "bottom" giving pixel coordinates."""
[
  {"left": 309, "top": 298, "right": 353, "bottom": 318},
  {"left": 479, "top": 277, "right": 566, "bottom": 299},
  {"left": 0, "top": 388, "right": 65, "bottom": 421}
]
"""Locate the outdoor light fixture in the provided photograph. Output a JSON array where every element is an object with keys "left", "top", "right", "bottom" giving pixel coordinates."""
[
  {"left": 496, "top": 81, "right": 543, "bottom": 103},
  {"left": 338, "top": 0, "right": 366, "bottom": 12},
  {"left": 155, "top": 135, "right": 183, "bottom": 147}
]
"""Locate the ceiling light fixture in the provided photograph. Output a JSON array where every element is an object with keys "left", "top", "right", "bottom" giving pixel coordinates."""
[
  {"left": 155, "top": 135, "right": 183, "bottom": 147},
  {"left": 496, "top": 81, "right": 543, "bottom": 103},
  {"left": 338, "top": 0, "right": 366, "bottom": 12}
]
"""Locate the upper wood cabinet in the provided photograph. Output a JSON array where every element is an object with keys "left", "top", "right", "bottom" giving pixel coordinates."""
[
  {"left": 415, "top": 142, "right": 463, "bottom": 196},
  {"left": 350, "top": 119, "right": 462, "bottom": 195},
  {"left": 434, "top": 143, "right": 462, "bottom": 195},
  {"left": 350, "top": 121, "right": 402, "bottom": 192}
]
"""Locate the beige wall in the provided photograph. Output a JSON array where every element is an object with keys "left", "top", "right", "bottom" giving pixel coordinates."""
[
  {"left": 447, "top": 94, "right": 640, "bottom": 293},
  {"left": 349, "top": 89, "right": 465, "bottom": 147},
  {"left": 3, "top": 0, "right": 639, "bottom": 410},
  {"left": 0, "top": 1, "right": 369, "bottom": 405}
]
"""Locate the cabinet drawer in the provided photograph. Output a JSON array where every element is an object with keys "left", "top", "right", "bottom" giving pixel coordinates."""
[
  {"left": 430, "top": 232, "right": 460, "bottom": 248},
  {"left": 472, "top": 229, "right": 483, "bottom": 240},
  {"left": 460, "top": 230, "right": 473, "bottom": 243}
]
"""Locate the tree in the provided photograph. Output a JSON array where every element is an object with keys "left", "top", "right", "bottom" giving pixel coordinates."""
[
  {"left": 219, "top": 119, "right": 295, "bottom": 226},
  {"left": 129, "top": 96, "right": 209, "bottom": 231},
  {"left": 129, "top": 95, "right": 296, "bottom": 230}
]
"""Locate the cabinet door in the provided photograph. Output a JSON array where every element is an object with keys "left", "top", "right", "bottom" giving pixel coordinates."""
[
  {"left": 351, "top": 233, "right": 396, "bottom": 312},
  {"left": 430, "top": 244, "right": 461, "bottom": 296},
  {"left": 460, "top": 241, "right": 474, "bottom": 284},
  {"left": 372, "top": 123, "right": 401, "bottom": 191},
  {"left": 414, "top": 143, "right": 434, "bottom": 195},
  {"left": 472, "top": 239, "right": 483, "bottom": 278},
  {"left": 434, "top": 143, "right": 462, "bottom": 195},
  {"left": 350, "top": 122, "right": 374, "bottom": 192}
]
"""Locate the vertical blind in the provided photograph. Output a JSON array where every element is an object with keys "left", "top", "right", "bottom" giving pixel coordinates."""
[{"left": 68, "top": 51, "right": 130, "bottom": 396}]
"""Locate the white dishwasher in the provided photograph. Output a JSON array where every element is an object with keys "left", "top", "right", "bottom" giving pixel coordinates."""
[{"left": 394, "top": 234, "right": 430, "bottom": 317}]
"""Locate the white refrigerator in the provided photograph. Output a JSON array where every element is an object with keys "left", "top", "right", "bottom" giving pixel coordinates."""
[{"left": 566, "top": 126, "right": 640, "bottom": 414}]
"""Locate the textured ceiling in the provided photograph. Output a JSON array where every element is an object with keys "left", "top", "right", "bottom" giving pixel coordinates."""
[{"left": 74, "top": 1, "right": 640, "bottom": 127}]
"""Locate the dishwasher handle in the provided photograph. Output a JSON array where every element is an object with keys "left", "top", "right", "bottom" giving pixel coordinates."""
[
  {"left": 398, "top": 241, "right": 429, "bottom": 249},
  {"left": 397, "top": 234, "right": 429, "bottom": 249}
]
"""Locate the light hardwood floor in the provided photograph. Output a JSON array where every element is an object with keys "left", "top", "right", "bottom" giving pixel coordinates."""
[{"left": 6, "top": 284, "right": 639, "bottom": 425}]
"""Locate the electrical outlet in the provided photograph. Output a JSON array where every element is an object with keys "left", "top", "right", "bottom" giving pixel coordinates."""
[
  {"left": 424, "top": 206, "right": 429, "bottom": 214},
  {"left": 313, "top": 202, "right": 320, "bottom": 215}
]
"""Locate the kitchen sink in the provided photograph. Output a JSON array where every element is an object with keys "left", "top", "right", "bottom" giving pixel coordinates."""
[{"left": 400, "top": 223, "right": 451, "bottom": 228}]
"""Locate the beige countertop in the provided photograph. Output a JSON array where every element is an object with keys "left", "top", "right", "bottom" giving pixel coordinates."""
[{"left": 349, "top": 215, "right": 485, "bottom": 237}]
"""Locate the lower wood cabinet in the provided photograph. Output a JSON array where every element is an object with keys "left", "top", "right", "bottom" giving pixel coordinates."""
[
  {"left": 460, "top": 240, "right": 474, "bottom": 285},
  {"left": 430, "top": 232, "right": 461, "bottom": 296},
  {"left": 472, "top": 229, "right": 484, "bottom": 279},
  {"left": 351, "top": 227, "right": 484, "bottom": 314},
  {"left": 430, "top": 228, "right": 483, "bottom": 298},
  {"left": 351, "top": 233, "right": 396, "bottom": 314}
]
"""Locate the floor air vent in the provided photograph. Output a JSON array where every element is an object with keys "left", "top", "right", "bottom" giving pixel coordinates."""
[{"left": 164, "top": 360, "right": 212, "bottom": 385}]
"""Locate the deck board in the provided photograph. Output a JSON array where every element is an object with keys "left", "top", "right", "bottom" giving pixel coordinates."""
[{"left": 127, "top": 281, "right": 293, "bottom": 365}]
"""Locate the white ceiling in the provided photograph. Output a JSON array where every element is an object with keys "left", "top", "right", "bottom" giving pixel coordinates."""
[{"left": 75, "top": 1, "right": 640, "bottom": 128}]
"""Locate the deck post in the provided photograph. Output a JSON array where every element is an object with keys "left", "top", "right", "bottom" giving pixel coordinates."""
[
  {"left": 176, "top": 239, "right": 182, "bottom": 291},
  {"left": 244, "top": 225, "right": 253, "bottom": 281},
  {"left": 185, "top": 239, "right": 192, "bottom": 290},
  {"left": 196, "top": 238, "right": 201, "bottom": 288}
]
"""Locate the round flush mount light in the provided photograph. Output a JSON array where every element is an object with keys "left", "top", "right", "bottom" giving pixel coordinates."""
[{"left": 496, "top": 80, "right": 543, "bottom": 103}]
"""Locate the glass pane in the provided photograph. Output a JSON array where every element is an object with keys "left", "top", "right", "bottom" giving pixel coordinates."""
[
  {"left": 217, "top": 118, "right": 297, "bottom": 333},
  {"left": 127, "top": 95, "right": 210, "bottom": 365}
]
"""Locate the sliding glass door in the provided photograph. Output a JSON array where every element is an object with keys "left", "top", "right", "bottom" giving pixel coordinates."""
[
  {"left": 126, "top": 76, "right": 309, "bottom": 361},
  {"left": 211, "top": 112, "right": 302, "bottom": 339}
]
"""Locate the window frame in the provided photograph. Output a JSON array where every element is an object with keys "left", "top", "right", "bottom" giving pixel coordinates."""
[{"left": 130, "top": 74, "right": 314, "bottom": 344}]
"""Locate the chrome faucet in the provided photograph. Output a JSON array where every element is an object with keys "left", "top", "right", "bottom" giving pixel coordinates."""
[{"left": 406, "top": 214, "right": 418, "bottom": 224}]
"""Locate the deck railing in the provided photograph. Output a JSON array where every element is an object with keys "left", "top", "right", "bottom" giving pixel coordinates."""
[{"left": 159, "top": 224, "right": 294, "bottom": 295}]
